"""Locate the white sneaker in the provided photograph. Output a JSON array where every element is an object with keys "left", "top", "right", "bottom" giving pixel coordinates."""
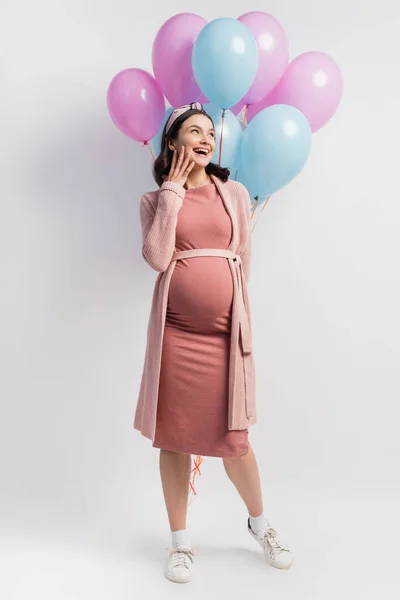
[
  {"left": 248, "top": 517, "right": 293, "bottom": 569},
  {"left": 165, "top": 547, "right": 195, "bottom": 583}
]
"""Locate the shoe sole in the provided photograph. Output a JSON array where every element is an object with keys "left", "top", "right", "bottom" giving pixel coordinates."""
[
  {"left": 248, "top": 526, "right": 293, "bottom": 570},
  {"left": 165, "top": 572, "right": 191, "bottom": 584}
]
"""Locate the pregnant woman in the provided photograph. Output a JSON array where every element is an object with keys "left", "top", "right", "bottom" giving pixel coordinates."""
[{"left": 134, "top": 102, "right": 292, "bottom": 583}]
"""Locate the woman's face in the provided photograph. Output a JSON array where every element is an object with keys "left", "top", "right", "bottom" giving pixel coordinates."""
[{"left": 168, "top": 114, "right": 216, "bottom": 169}]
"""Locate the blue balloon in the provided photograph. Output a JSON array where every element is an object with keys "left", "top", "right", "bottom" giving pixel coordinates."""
[
  {"left": 192, "top": 18, "right": 258, "bottom": 109},
  {"left": 150, "top": 107, "right": 174, "bottom": 157},
  {"left": 239, "top": 105, "right": 312, "bottom": 197},
  {"left": 203, "top": 104, "right": 243, "bottom": 172}
]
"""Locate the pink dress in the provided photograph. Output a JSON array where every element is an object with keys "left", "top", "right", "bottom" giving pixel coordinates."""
[{"left": 152, "top": 183, "right": 249, "bottom": 457}]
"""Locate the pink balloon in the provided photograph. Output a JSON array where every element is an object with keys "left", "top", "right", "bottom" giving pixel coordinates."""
[
  {"left": 152, "top": 13, "right": 207, "bottom": 108},
  {"left": 247, "top": 86, "right": 279, "bottom": 122},
  {"left": 248, "top": 52, "right": 343, "bottom": 132},
  {"left": 230, "top": 100, "right": 246, "bottom": 116},
  {"left": 237, "top": 12, "right": 289, "bottom": 105},
  {"left": 107, "top": 68, "right": 165, "bottom": 143},
  {"left": 198, "top": 93, "right": 209, "bottom": 104}
]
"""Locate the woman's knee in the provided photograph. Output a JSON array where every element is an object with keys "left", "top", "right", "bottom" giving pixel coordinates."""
[
  {"left": 160, "top": 448, "right": 191, "bottom": 459},
  {"left": 222, "top": 444, "right": 251, "bottom": 464}
]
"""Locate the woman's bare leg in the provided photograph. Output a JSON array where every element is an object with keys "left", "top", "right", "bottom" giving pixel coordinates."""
[
  {"left": 222, "top": 442, "right": 264, "bottom": 516},
  {"left": 159, "top": 449, "right": 192, "bottom": 531}
]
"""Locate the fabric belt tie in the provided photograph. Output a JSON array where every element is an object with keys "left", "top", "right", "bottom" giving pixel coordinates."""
[{"left": 171, "top": 249, "right": 252, "bottom": 354}]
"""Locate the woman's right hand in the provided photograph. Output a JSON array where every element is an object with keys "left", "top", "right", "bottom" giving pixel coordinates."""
[{"left": 165, "top": 146, "right": 195, "bottom": 188}]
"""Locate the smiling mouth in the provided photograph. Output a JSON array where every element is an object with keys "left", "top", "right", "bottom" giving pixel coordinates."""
[{"left": 193, "top": 148, "right": 210, "bottom": 156}]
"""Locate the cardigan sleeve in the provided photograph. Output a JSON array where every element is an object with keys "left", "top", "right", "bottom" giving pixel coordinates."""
[{"left": 140, "top": 181, "right": 186, "bottom": 272}]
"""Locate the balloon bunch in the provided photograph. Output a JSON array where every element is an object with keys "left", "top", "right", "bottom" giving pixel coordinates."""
[{"left": 107, "top": 12, "right": 342, "bottom": 223}]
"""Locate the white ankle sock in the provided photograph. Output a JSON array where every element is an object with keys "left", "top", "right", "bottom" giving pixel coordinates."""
[
  {"left": 249, "top": 512, "right": 267, "bottom": 536},
  {"left": 171, "top": 529, "right": 191, "bottom": 549}
]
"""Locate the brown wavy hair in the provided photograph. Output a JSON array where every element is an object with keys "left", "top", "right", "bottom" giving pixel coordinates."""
[{"left": 153, "top": 106, "right": 230, "bottom": 187}]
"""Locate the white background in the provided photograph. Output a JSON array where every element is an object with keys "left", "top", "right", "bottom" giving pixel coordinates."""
[{"left": 1, "top": 0, "right": 400, "bottom": 598}]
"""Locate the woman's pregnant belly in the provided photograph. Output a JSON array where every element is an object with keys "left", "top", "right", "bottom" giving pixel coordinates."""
[{"left": 166, "top": 257, "right": 234, "bottom": 334}]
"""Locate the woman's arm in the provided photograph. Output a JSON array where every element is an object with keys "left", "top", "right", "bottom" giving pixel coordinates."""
[{"left": 140, "top": 182, "right": 186, "bottom": 272}]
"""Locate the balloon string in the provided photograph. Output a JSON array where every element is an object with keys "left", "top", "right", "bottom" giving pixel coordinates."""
[
  {"left": 218, "top": 110, "right": 225, "bottom": 166},
  {"left": 251, "top": 196, "right": 271, "bottom": 233},
  {"left": 142, "top": 141, "right": 155, "bottom": 163},
  {"left": 187, "top": 454, "right": 203, "bottom": 507},
  {"left": 243, "top": 105, "right": 248, "bottom": 128},
  {"left": 239, "top": 104, "right": 248, "bottom": 130},
  {"left": 250, "top": 196, "right": 259, "bottom": 219}
]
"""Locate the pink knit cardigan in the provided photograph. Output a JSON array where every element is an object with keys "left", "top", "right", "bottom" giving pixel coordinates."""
[{"left": 133, "top": 175, "right": 257, "bottom": 442}]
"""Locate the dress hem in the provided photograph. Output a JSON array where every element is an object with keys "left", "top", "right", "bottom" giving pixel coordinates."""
[{"left": 151, "top": 440, "right": 249, "bottom": 459}]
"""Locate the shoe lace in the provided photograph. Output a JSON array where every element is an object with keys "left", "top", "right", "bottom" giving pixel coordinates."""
[
  {"left": 165, "top": 547, "right": 195, "bottom": 568},
  {"left": 262, "top": 528, "right": 290, "bottom": 557}
]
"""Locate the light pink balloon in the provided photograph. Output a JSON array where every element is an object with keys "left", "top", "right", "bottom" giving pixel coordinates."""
[
  {"left": 107, "top": 68, "right": 165, "bottom": 143},
  {"left": 230, "top": 100, "right": 246, "bottom": 116},
  {"left": 248, "top": 51, "right": 343, "bottom": 132},
  {"left": 247, "top": 86, "right": 279, "bottom": 122},
  {"left": 152, "top": 13, "right": 207, "bottom": 108},
  {"left": 198, "top": 93, "right": 209, "bottom": 104},
  {"left": 237, "top": 11, "right": 289, "bottom": 105}
]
